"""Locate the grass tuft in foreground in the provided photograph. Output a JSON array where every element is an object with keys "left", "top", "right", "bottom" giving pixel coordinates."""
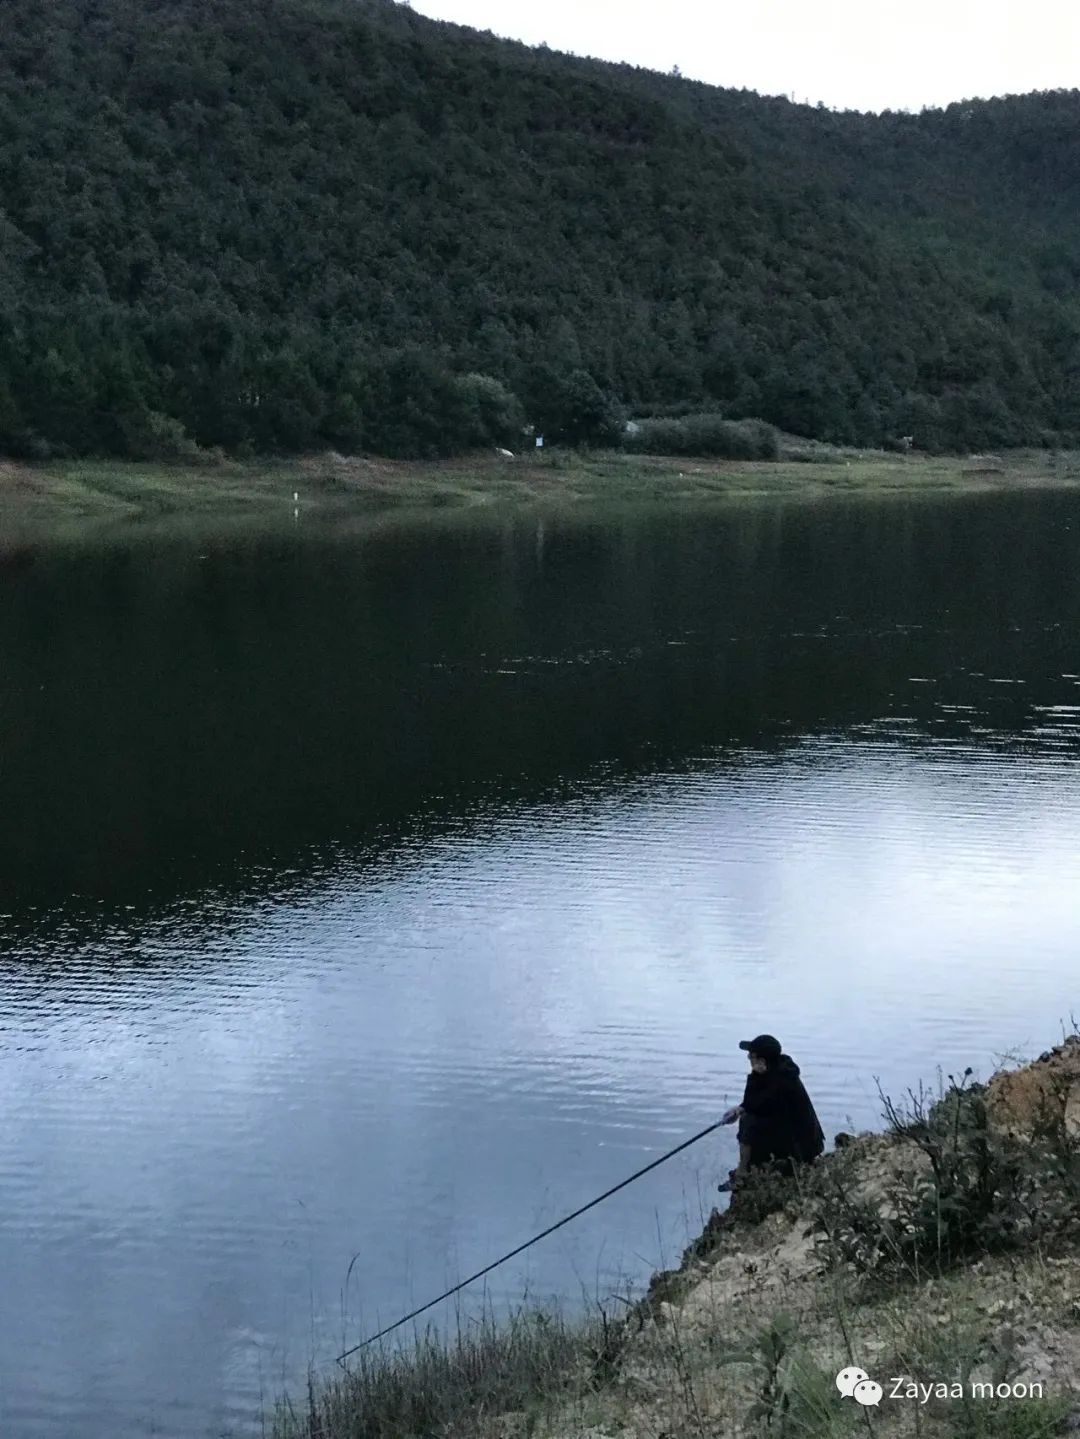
[{"left": 274, "top": 1302, "right": 604, "bottom": 1439}]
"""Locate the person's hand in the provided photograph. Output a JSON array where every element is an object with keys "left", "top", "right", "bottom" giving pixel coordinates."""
[{"left": 721, "top": 1106, "right": 740, "bottom": 1125}]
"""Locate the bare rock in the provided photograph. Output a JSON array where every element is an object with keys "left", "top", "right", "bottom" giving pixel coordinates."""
[{"left": 986, "top": 1039, "right": 1080, "bottom": 1136}]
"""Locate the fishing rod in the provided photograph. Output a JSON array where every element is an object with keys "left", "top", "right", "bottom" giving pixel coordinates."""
[{"left": 336, "top": 1115, "right": 727, "bottom": 1366}]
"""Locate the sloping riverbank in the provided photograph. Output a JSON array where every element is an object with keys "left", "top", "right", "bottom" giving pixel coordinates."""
[
  {"left": 5, "top": 446, "right": 1080, "bottom": 532},
  {"left": 280, "top": 1037, "right": 1080, "bottom": 1438}
]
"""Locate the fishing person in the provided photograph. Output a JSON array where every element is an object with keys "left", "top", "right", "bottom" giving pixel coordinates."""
[
  {"left": 338, "top": 1039, "right": 820, "bottom": 1365},
  {"left": 717, "top": 1033, "right": 824, "bottom": 1193}
]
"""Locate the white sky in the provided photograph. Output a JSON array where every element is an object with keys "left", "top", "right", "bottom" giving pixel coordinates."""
[{"left": 406, "top": 0, "right": 1080, "bottom": 115}]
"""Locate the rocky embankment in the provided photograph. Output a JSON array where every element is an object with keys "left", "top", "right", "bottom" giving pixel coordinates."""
[{"left": 494, "top": 1038, "right": 1080, "bottom": 1439}]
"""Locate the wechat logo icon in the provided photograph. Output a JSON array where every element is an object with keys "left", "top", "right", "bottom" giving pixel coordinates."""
[{"left": 836, "top": 1367, "right": 883, "bottom": 1406}]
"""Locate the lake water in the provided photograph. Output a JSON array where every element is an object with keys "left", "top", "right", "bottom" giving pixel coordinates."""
[{"left": 1, "top": 491, "right": 1079, "bottom": 1437}]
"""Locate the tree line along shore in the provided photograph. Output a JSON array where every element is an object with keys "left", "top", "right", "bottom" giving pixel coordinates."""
[{"left": 3, "top": 0, "right": 1080, "bottom": 466}]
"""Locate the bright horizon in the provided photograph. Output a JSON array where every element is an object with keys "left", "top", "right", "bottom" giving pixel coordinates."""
[{"left": 406, "top": 0, "right": 1080, "bottom": 115}]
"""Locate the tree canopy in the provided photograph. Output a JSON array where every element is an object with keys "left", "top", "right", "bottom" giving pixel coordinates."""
[{"left": 1, "top": 0, "right": 1079, "bottom": 458}]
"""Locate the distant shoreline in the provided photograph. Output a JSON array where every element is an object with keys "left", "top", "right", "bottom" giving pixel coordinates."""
[{"left": 3, "top": 446, "right": 1080, "bottom": 533}]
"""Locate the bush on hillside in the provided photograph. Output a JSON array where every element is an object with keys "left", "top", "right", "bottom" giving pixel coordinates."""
[
  {"left": 623, "top": 413, "right": 780, "bottom": 459},
  {"left": 811, "top": 1073, "right": 1080, "bottom": 1283},
  {"left": 455, "top": 372, "right": 526, "bottom": 450},
  {"left": 119, "top": 408, "right": 203, "bottom": 462},
  {"left": 356, "top": 351, "right": 528, "bottom": 458}
]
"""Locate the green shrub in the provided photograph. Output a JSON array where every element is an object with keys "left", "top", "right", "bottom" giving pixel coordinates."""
[
  {"left": 623, "top": 412, "right": 780, "bottom": 459},
  {"left": 355, "top": 354, "right": 529, "bottom": 458},
  {"left": 812, "top": 1073, "right": 1080, "bottom": 1284},
  {"left": 720, "top": 1314, "right": 860, "bottom": 1438},
  {"left": 119, "top": 408, "right": 203, "bottom": 462},
  {"left": 454, "top": 372, "right": 526, "bottom": 449}
]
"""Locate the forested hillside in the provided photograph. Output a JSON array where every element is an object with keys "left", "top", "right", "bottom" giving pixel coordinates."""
[{"left": 1, "top": 0, "right": 1080, "bottom": 459}]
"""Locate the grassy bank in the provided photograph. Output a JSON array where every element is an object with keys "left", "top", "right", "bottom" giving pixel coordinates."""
[
  {"left": 276, "top": 1037, "right": 1080, "bottom": 1438},
  {"left": 5, "top": 443, "right": 1080, "bottom": 531}
]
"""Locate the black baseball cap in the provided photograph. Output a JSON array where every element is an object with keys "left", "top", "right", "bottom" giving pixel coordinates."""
[{"left": 739, "top": 1034, "right": 782, "bottom": 1060}]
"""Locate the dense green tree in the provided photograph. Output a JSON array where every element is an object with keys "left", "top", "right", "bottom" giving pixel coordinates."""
[
  {"left": 525, "top": 364, "right": 625, "bottom": 447},
  {"left": 0, "top": 0, "right": 1079, "bottom": 458},
  {"left": 454, "top": 373, "right": 526, "bottom": 450}
]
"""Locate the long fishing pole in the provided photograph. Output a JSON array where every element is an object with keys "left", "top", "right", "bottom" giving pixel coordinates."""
[{"left": 336, "top": 1115, "right": 727, "bottom": 1365}]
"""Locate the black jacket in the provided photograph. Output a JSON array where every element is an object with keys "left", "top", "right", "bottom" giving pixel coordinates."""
[{"left": 737, "top": 1054, "right": 824, "bottom": 1168}]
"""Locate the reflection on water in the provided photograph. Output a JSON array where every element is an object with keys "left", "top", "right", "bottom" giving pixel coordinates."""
[{"left": 1, "top": 493, "right": 1079, "bottom": 1437}]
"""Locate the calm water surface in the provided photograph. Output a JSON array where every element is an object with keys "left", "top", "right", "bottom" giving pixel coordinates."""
[{"left": 1, "top": 492, "right": 1079, "bottom": 1436}]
